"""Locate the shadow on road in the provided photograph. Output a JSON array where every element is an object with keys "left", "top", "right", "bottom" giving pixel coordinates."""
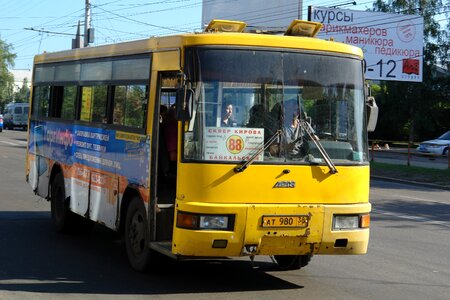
[
  {"left": 0, "top": 211, "right": 301, "bottom": 295},
  {"left": 372, "top": 199, "right": 450, "bottom": 227}
]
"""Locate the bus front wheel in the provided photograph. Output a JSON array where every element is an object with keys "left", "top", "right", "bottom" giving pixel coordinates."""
[
  {"left": 274, "top": 254, "right": 311, "bottom": 270},
  {"left": 125, "top": 197, "right": 152, "bottom": 272}
]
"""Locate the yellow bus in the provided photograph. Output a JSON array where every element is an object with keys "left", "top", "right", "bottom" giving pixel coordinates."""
[{"left": 26, "top": 20, "right": 377, "bottom": 271}]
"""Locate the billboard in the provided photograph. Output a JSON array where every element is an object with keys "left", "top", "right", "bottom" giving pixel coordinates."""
[
  {"left": 202, "top": 0, "right": 302, "bottom": 31},
  {"left": 309, "top": 6, "right": 424, "bottom": 82}
]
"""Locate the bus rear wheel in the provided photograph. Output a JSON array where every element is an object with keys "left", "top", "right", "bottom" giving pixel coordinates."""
[
  {"left": 274, "top": 254, "right": 311, "bottom": 270},
  {"left": 125, "top": 197, "right": 152, "bottom": 272},
  {"left": 51, "top": 172, "right": 92, "bottom": 233},
  {"left": 51, "top": 172, "right": 73, "bottom": 233}
]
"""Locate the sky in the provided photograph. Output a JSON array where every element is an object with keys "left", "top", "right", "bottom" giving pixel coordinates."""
[{"left": 1, "top": 0, "right": 375, "bottom": 71}]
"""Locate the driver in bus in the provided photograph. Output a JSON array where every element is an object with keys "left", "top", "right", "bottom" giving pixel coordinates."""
[{"left": 221, "top": 103, "right": 237, "bottom": 127}]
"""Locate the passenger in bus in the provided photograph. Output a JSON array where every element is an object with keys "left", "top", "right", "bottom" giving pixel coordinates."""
[
  {"left": 248, "top": 104, "right": 274, "bottom": 141},
  {"left": 283, "top": 100, "right": 301, "bottom": 143},
  {"left": 247, "top": 104, "right": 265, "bottom": 129},
  {"left": 158, "top": 105, "right": 170, "bottom": 178},
  {"left": 159, "top": 104, "right": 168, "bottom": 124},
  {"left": 268, "top": 102, "right": 282, "bottom": 131},
  {"left": 285, "top": 113, "right": 300, "bottom": 144},
  {"left": 221, "top": 103, "right": 237, "bottom": 127},
  {"left": 158, "top": 104, "right": 177, "bottom": 184},
  {"left": 266, "top": 100, "right": 303, "bottom": 156},
  {"left": 284, "top": 100, "right": 304, "bottom": 155},
  {"left": 165, "top": 105, "right": 178, "bottom": 162}
]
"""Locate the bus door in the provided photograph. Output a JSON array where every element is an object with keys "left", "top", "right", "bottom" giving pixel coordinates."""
[{"left": 153, "top": 72, "right": 179, "bottom": 241}]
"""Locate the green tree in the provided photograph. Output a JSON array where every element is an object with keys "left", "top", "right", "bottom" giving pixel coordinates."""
[
  {"left": 0, "top": 39, "right": 16, "bottom": 112},
  {"left": 13, "top": 78, "right": 30, "bottom": 103},
  {"left": 371, "top": 0, "right": 450, "bottom": 142}
]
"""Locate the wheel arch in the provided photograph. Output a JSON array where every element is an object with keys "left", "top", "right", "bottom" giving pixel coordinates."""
[
  {"left": 119, "top": 186, "right": 145, "bottom": 235},
  {"left": 48, "top": 163, "right": 64, "bottom": 199}
]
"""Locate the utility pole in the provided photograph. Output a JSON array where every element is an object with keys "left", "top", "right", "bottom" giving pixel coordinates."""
[
  {"left": 72, "top": 21, "right": 82, "bottom": 49},
  {"left": 84, "top": 0, "right": 93, "bottom": 47}
]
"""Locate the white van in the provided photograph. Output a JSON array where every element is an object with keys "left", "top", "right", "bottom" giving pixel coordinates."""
[{"left": 4, "top": 102, "right": 29, "bottom": 130}]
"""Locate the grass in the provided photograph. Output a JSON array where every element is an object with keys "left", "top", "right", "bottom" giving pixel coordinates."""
[{"left": 370, "top": 161, "right": 450, "bottom": 187}]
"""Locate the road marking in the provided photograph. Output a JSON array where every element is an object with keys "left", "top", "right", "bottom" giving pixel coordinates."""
[
  {"left": 391, "top": 193, "right": 433, "bottom": 202},
  {"left": 373, "top": 190, "right": 449, "bottom": 204},
  {"left": 0, "top": 140, "right": 18, "bottom": 146},
  {"left": 373, "top": 208, "right": 450, "bottom": 228},
  {"left": 0, "top": 139, "right": 26, "bottom": 146}
]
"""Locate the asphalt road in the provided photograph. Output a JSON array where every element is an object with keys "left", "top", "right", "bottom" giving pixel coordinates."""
[{"left": 1, "top": 130, "right": 450, "bottom": 300}]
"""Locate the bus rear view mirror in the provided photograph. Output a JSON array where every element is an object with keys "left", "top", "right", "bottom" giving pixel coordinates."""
[
  {"left": 176, "top": 88, "right": 193, "bottom": 121},
  {"left": 366, "top": 96, "right": 378, "bottom": 132}
]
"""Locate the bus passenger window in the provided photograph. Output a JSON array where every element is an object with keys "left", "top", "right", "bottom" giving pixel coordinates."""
[
  {"left": 61, "top": 86, "right": 77, "bottom": 120},
  {"left": 113, "top": 85, "right": 147, "bottom": 128},
  {"left": 80, "top": 85, "right": 108, "bottom": 122},
  {"left": 32, "top": 86, "right": 51, "bottom": 118}
]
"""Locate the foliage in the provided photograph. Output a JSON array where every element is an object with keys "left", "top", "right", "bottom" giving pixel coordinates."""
[
  {"left": 0, "top": 39, "right": 16, "bottom": 112},
  {"left": 370, "top": 0, "right": 450, "bottom": 142},
  {"left": 13, "top": 78, "right": 30, "bottom": 103}
]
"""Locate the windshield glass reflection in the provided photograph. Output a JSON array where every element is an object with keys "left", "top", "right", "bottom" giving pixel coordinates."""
[{"left": 183, "top": 48, "right": 368, "bottom": 165}]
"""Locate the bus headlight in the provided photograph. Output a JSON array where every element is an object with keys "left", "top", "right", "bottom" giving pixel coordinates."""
[
  {"left": 177, "top": 211, "right": 234, "bottom": 231},
  {"left": 200, "top": 215, "right": 228, "bottom": 229},
  {"left": 333, "top": 214, "right": 370, "bottom": 230}
]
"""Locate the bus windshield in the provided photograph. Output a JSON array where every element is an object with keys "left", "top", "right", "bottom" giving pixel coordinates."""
[{"left": 183, "top": 47, "right": 368, "bottom": 165}]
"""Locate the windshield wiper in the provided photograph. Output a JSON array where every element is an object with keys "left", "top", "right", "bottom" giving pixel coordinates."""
[
  {"left": 234, "top": 130, "right": 282, "bottom": 173},
  {"left": 299, "top": 120, "right": 338, "bottom": 174}
]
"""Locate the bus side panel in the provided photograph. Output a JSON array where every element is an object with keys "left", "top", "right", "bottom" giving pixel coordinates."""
[
  {"left": 27, "top": 120, "right": 50, "bottom": 198},
  {"left": 69, "top": 163, "right": 90, "bottom": 217},
  {"left": 27, "top": 120, "right": 150, "bottom": 230},
  {"left": 88, "top": 171, "right": 118, "bottom": 227}
]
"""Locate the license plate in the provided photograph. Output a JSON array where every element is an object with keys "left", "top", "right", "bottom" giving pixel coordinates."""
[{"left": 261, "top": 215, "right": 309, "bottom": 228}]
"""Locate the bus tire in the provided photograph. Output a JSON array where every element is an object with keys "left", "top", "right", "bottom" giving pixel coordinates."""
[
  {"left": 274, "top": 254, "right": 311, "bottom": 270},
  {"left": 125, "top": 196, "right": 151, "bottom": 272},
  {"left": 51, "top": 172, "right": 74, "bottom": 233}
]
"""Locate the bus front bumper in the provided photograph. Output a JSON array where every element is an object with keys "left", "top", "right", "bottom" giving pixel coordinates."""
[{"left": 172, "top": 202, "right": 371, "bottom": 257}]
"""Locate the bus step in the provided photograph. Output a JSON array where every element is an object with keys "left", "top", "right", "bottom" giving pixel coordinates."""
[{"left": 149, "top": 241, "right": 177, "bottom": 259}]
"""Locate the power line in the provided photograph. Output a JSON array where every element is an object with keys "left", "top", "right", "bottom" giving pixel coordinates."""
[
  {"left": 24, "top": 27, "right": 82, "bottom": 37},
  {"left": 93, "top": 4, "right": 188, "bottom": 33},
  {"left": 6, "top": 0, "right": 450, "bottom": 69}
]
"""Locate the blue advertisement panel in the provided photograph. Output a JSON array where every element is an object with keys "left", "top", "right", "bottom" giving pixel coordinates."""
[{"left": 29, "top": 120, "right": 150, "bottom": 188}]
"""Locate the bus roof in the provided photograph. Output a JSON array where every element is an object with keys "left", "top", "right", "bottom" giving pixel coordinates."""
[{"left": 33, "top": 32, "right": 363, "bottom": 65}]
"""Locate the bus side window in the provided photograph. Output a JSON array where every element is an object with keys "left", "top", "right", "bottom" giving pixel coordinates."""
[
  {"left": 113, "top": 84, "right": 148, "bottom": 128},
  {"left": 51, "top": 86, "right": 75, "bottom": 119},
  {"left": 80, "top": 85, "right": 108, "bottom": 123},
  {"left": 32, "top": 86, "right": 51, "bottom": 119},
  {"left": 57, "top": 86, "right": 77, "bottom": 120}
]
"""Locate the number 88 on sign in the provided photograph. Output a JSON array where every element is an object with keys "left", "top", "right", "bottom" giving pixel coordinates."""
[{"left": 226, "top": 135, "right": 244, "bottom": 154}]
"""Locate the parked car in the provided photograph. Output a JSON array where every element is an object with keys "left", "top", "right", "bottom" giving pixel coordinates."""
[
  {"left": 3, "top": 102, "right": 29, "bottom": 130},
  {"left": 416, "top": 131, "right": 450, "bottom": 156},
  {"left": 0, "top": 114, "right": 3, "bottom": 132}
]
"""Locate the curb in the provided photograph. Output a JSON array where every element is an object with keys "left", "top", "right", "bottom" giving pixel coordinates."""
[{"left": 371, "top": 175, "right": 450, "bottom": 191}]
